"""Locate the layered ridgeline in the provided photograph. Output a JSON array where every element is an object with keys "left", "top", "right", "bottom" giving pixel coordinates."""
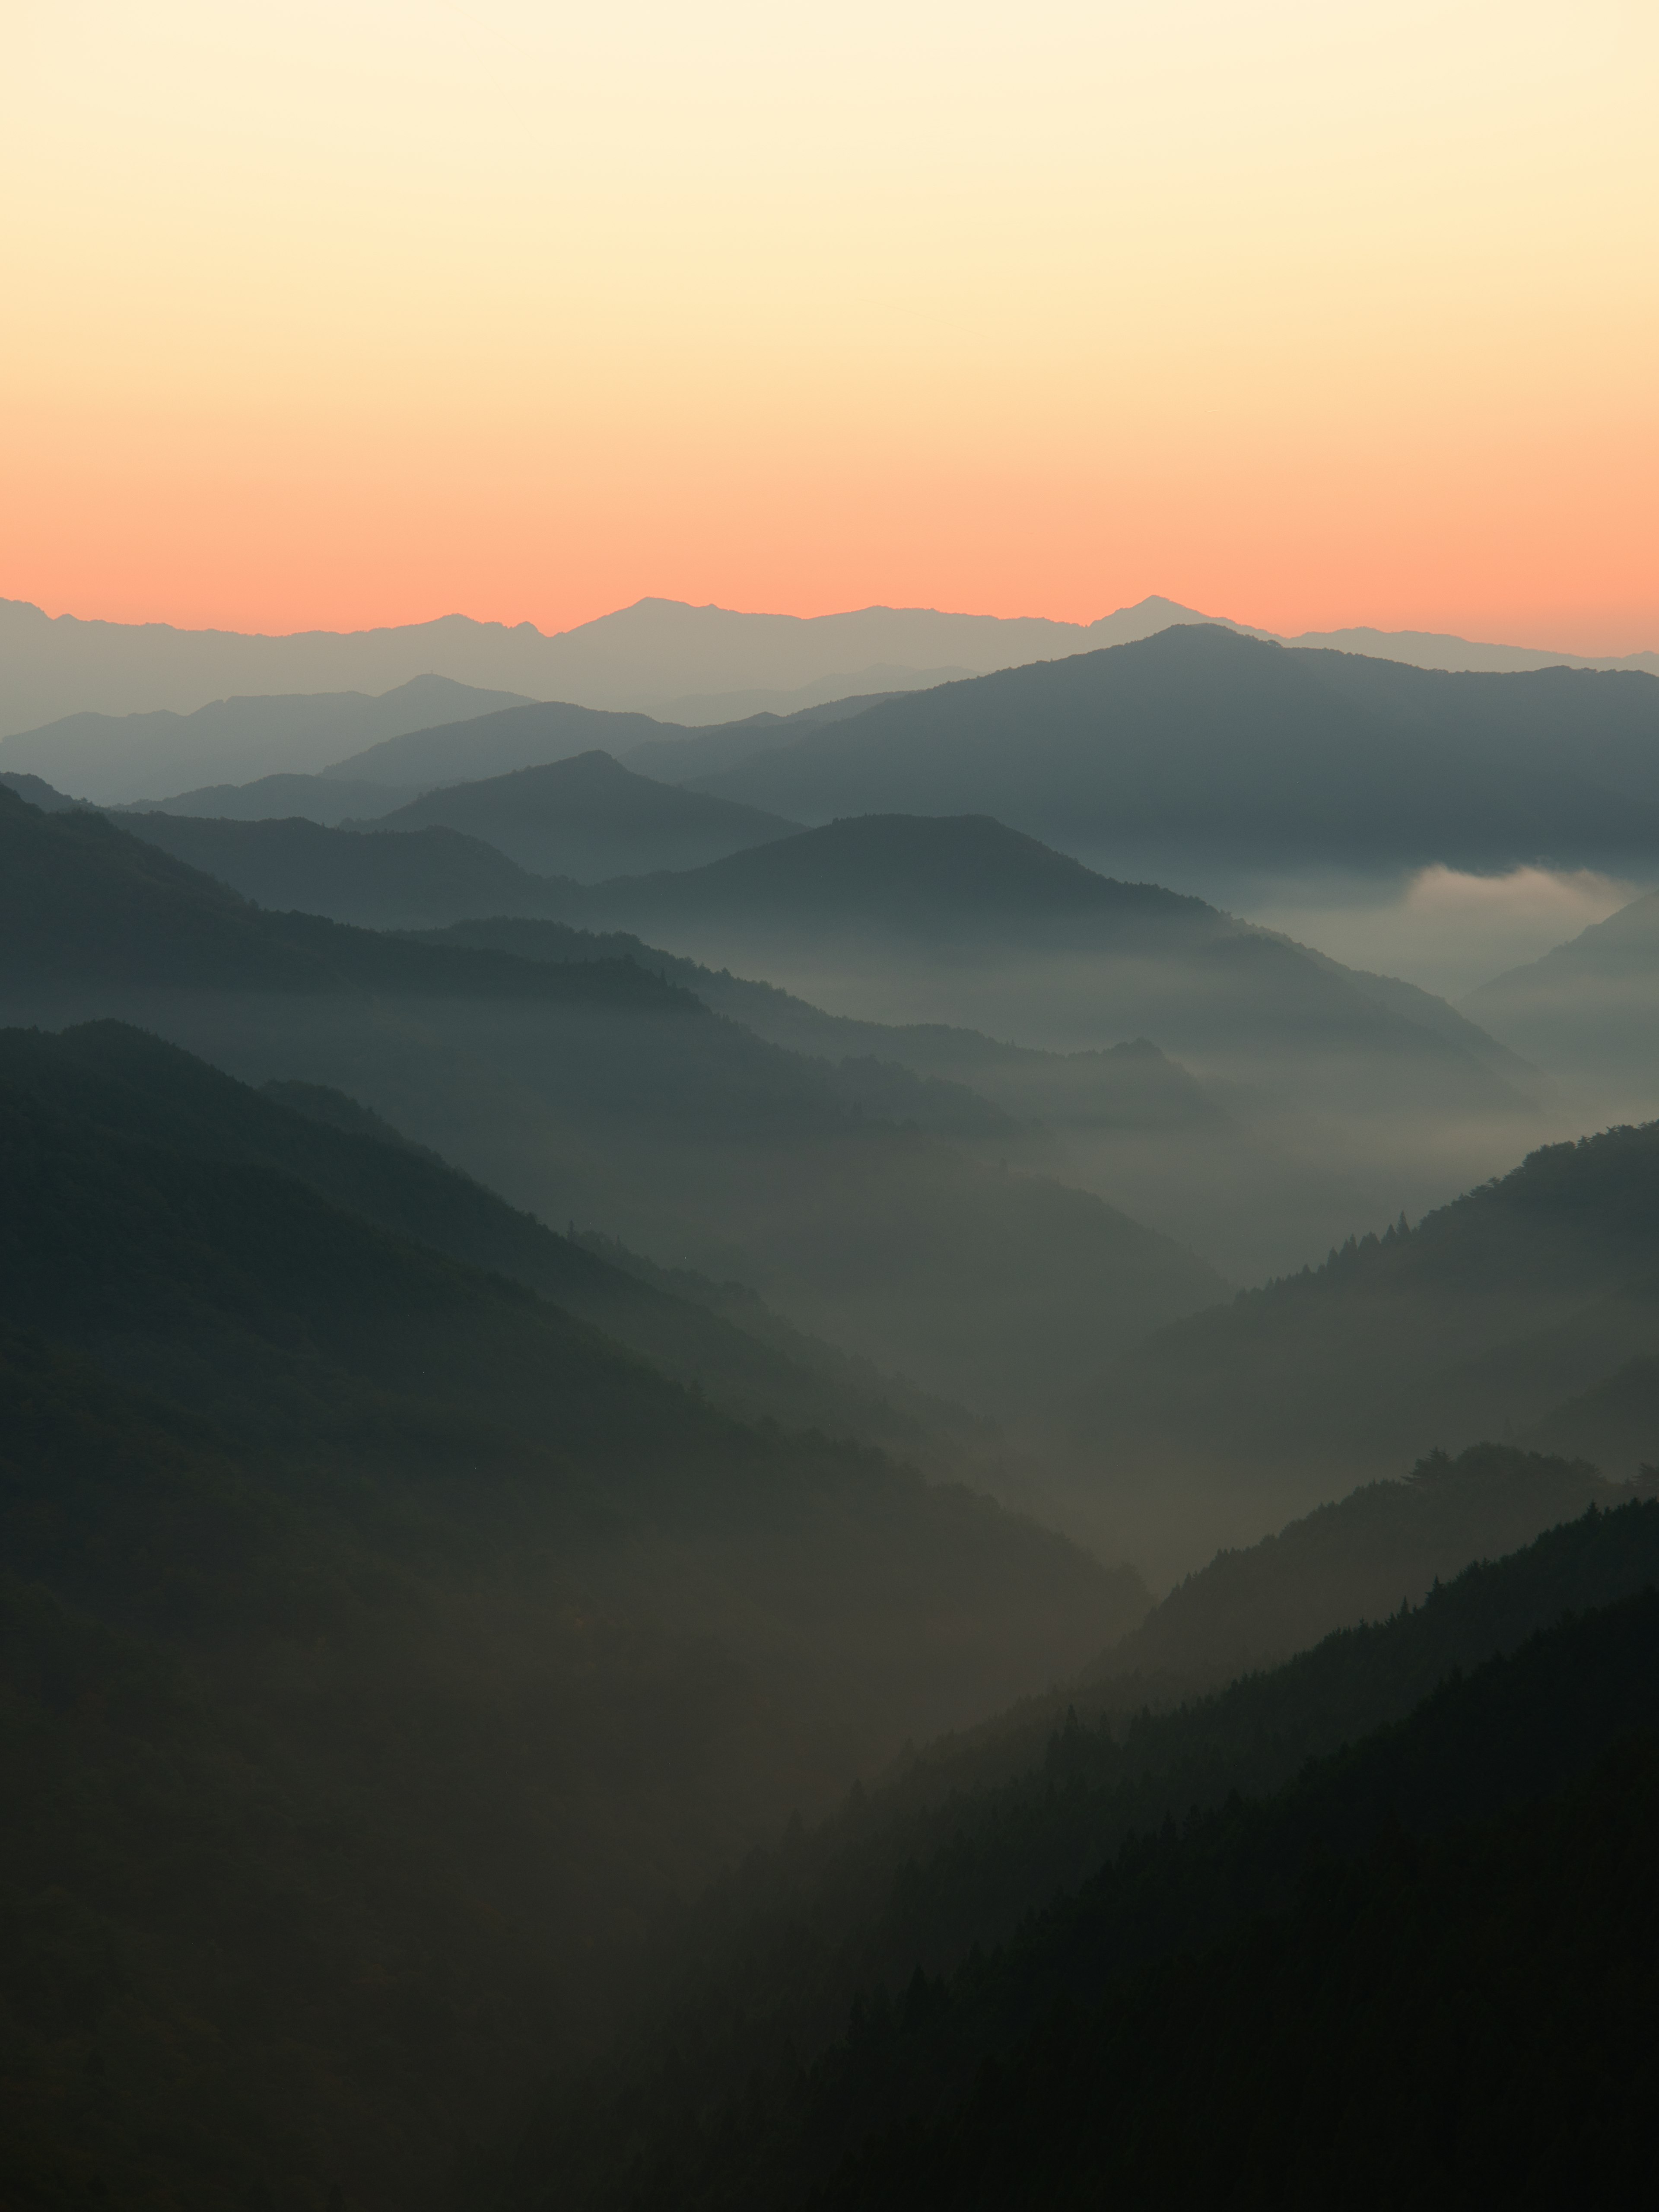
[
  {"left": 682, "top": 624, "right": 1659, "bottom": 874},
  {"left": 557, "top": 814, "right": 1531, "bottom": 1118},
  {"left": 416, "top": 915, "right": 1225, "bottom": 1136},
  {"left": 352, "top": 749, "right": 801, "bottom": 881},
  {"left": 1078, "top": 1118, "right": 1659, "bottom": 1509},
  {"left": 0, "top": 592, "right": 1216, "bottom": 737},
  {"left": 118, "top": 752, "right": 802, "bottom": 914},
  {"left": 0, "top": 785, "right": 1226, "bottom": 1418},
  {"left": 0, "top": 1021, "right": 1146, "bottom": 2212},
  {"left": 7, "top": 591, "right": 1656, "bottom": 745},
  {"left": 1465, "top": 883, "right": 1659, "bottom": 1106},
  {"left": 0, "top": 673, "right": 533, "bottom": 803},
  {"left": 495, "top": 1491, "right": 1659, "bottom": 2212},
  {"left": 18, "top": 774, "right": 1542, "bottom": 1296},
  {"left": 117, "top": 810, "right": 578, "bottom": 928},
  {"left": 21, "top": 1020, "right": 977, "bottom": 1462}
]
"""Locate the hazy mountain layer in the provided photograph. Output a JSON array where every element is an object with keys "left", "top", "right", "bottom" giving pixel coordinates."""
[
  {"left": 1078, "top": 1117, "right": 1659, "bottom": 1506},
  {"left": 0, "top": 785, "right": 1227, "bottom": 1418},
  {"left": 0, "top": 672, "right": 529, "bottom": 800},
  {"left": 1464, "top": 884, "right": 1659, "bottom": 1106},
  {"left": 0, "top": 592, "right": 1216, "bottom": 735},
  {"left": 693, "top": 625, "right": 1659, "bottom": 871},
  {"left": 561, "top": 814, "right": 1531, "bottom": 1120},
  {"left": 7, "top": 591, "right": 1654, "bottom": 741},
  {"left": 118, "top": 810, "right": 578, "bottom": 928},
  {"left": 28, "top": 1020, "right": 980, "bottom": 1462},
  {"left": 622, "top": 689, "right": 926, "bottom": 779},
  {"left": 126, "top": 769, "right": 419, "bottom": 823},
  {"left": 1090, "top": 1442, "right": 1626, "bottom": 1690},
  {"left": 360, "top": 748, "right": 801, "bottom": 881},
  {"left": 0, "top": 1029, "right": 1142, "bottom": 2212},
  {"left": 416, "top": 915, "right": 1224, "bottom": 1134}
]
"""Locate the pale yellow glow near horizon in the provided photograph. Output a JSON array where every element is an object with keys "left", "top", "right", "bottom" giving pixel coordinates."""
[{"left": 3, "top": 0, "right": 1655, "bottom": 643}]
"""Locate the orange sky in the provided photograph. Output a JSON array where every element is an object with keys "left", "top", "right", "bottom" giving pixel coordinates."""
[{"left": 3, "top": 1, "right": 1655, "bottom": 650}]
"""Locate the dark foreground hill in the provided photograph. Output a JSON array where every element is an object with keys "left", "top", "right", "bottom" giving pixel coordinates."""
[
  {"left": 21, "top": 1020, "right": 983, "bottom": 1462},
  {"left": 693, "top": 623, "right": 1659, "bottom": 872},
  {"left": 0, "top": 785, "right": 1227, "bottom": 1419},
  {"left": 361, "top": 748, "right": 801, "bottom": 881},
  {"left": 1079, "top": 1117, "right": 1659, "bottom": 1498},
  {"left": 0, "top": 1026, "right": 1141, "bottom": 2212},
  {"left": 498, "top": 1492, "right": 1659, "bottom": 2211}
]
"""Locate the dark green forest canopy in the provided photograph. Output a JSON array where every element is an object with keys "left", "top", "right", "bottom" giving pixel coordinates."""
[
  {"left": 510, "top": 1572, "right": 1659, "bottom": 2211},
  {"left": 496, "top": 1487, "right": 1659, "bottom": 2208}
]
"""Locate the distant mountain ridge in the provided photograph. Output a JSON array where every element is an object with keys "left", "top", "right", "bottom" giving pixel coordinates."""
[
  {"left": 689, "top": 626, "right": 1659, "bottom": 871},
  {"left": 359, "top": 749, "right": 801, "bottom": 882},
  {"left": 0, "top": 672, "right": 530, "bottom": 801},
  {"left": 6, "top": 589, "right": 1649, "bottom": 740}
]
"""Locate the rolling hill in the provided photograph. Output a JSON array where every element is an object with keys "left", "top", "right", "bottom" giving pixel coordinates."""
[
  {"left": 690, "top": 624, "right": 1659, "bottom": 872},
  {"left": 360, "top": 747, "right": 801, "bottom": 880}
]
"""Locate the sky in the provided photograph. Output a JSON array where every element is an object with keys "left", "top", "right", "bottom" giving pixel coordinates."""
[{"left": 3, "top": 1, "right": 1655, "bottom": 646}]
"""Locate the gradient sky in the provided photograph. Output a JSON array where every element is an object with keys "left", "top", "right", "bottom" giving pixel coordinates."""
[{"left": 3, "top": 1, "right": 1655, "bottom": 647}]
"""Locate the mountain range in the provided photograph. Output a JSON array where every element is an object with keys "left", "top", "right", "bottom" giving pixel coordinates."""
[
  {"left": 6, "top": 589, "right": 1654, "bottom": 740},
  {"left": 685, "top": 625, "right": 1659, "bottom": 872},
  {"left": 351, "top": 748, "right": 801, "bottom": 880},
  {"left": 0, "top": 783, "right": 1229, "bottom": 1419},
  {"left": 0, "top": 672, "right": 528, "bottom": 801}
]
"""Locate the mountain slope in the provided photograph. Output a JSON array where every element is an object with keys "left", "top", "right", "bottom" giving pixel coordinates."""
[
  {"left": 0, "top": 785, "right": 1227, "bottom": 1420},
  {"left": 117, "top": 808, "right": 579, "bottom": 928},
  {"left": 126, "top": 769, "right": 420, "bottom": 823},
  {"left": 414, "top": 915, "right": 1225, "bottom": 1135},
  {"left": 361, "top": 747, "right": 801, "bottom": 880},
  {"left": 1077, "top": 1117, "right": 1659, "bottom": 1494},
  {"left": 6, "top": 591, "right": 1653, "bottom": 741},
  {"left": 501, "top": 1496, "right": 1659, "bottom": 2211},
  {"left": 1464, "top": 885, "right": 1659, "bottom": 1096},
  {"left": 0, "top": 1033, "right": 1140, "bottom": 2212},
  {"left": 0, "top": 592, "right": 1221, "bottom": 735},
  {"left": 692, "top": 625, "right": 1659, "bottom": 871},
  {"left": 326, "top": 697, "right": 684, "bottom": 786},
  {"left": 0, "top": 672, "right": 530, "bottom": 801},
  {"left": 18, "top": 1017, "right": 980, "bottom": 1459},
  {"left": 563, "top": 814, "right": 1529, "bottom": 1115}
]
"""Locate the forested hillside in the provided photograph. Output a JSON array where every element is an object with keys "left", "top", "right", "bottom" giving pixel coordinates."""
[
  {"left": 1080, "top": 1117, "right": 1659, "bottom": 1498},
  {"left": 0, "top": 1025, "right": 1141, "bottom": 2212},
  {"left": 495, "top": 1497, "right": 1659, "bottom": 2209}
]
